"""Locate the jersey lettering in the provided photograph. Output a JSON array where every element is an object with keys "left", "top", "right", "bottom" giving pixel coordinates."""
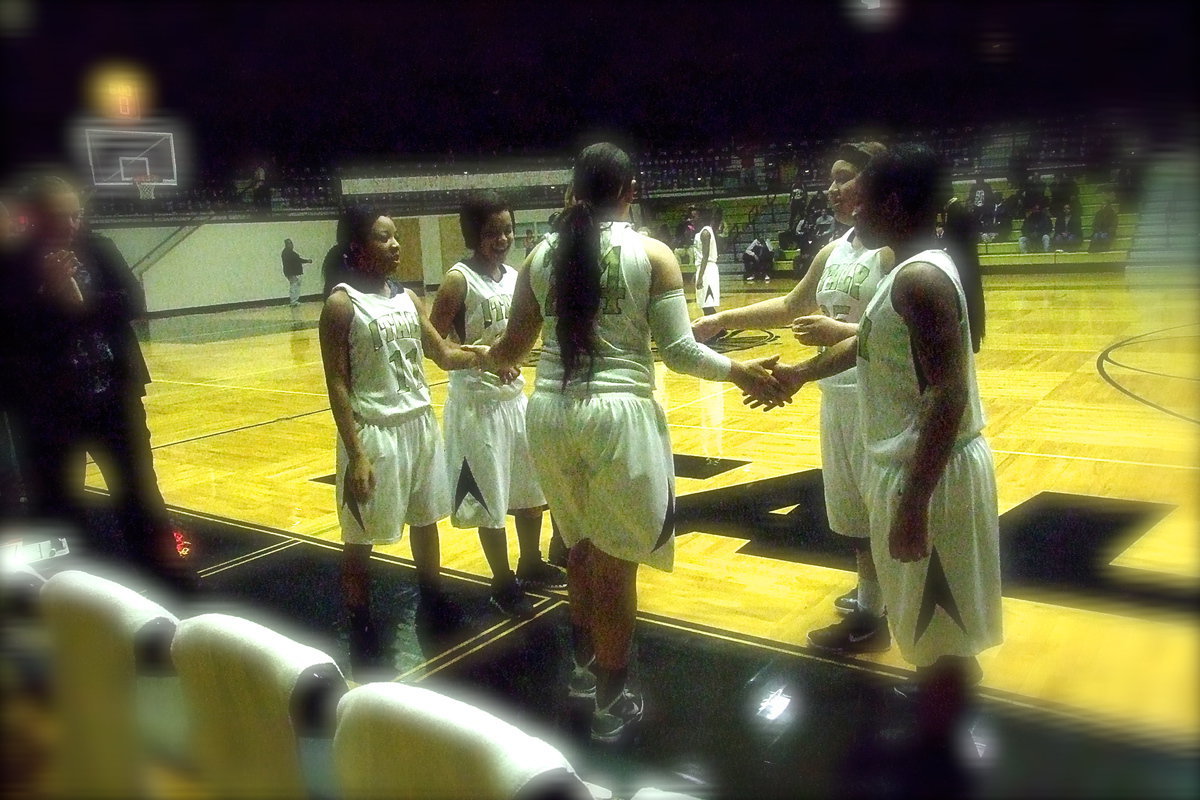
[{"left": 857, "top": 316, "right": 872, "bottom": 361}]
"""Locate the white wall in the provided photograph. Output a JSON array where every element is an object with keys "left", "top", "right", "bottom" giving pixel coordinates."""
[
  {"left": 95, "top": 204, "right": 564, "bottom": 315},
  {"left": 98, "top": 219, "right": 337, "bottom": 313}
]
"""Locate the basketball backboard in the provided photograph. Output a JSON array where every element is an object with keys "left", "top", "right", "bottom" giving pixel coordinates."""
[{"left": 84, "top": 127, "right": 178, "bottom": 187}]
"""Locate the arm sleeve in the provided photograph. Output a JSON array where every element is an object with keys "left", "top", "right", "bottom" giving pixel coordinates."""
[{"left": 648, "top": 288, "right": 732, "bottom": 381}]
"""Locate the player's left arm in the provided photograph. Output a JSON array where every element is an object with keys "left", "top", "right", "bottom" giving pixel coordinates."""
[
  {"left": 481, "top": 255, "right": 542, "bottom": 372},
  {"left": 407, "top": 288, "right": 480, "bottom": 371},
  {"left": 890, "top": 262, "right": 970, "bottom": 561}
]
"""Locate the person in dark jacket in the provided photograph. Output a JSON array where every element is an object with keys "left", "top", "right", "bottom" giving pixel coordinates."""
[
  {"left": 281, "top": 238, "right": 312, "bottom": 307},
  {"left": 0, "top": 174, "right": 195, "bottom": 593},
  {"left": 1089, "top": 200, "right": 1120, "bottom": 252},
  {"left": 1052, "top": 203, "right": 1084, "bottom": 251},
  {"left": 1019, "top": 202, "right": 1053, "bottom": 254}
]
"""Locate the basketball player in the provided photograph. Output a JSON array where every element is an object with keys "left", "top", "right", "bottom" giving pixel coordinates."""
[
  {"left": 693, "top": 204, "right": 723, "bottom": 319},
  {"left": 752, "top": 144, "right": 998, "bottom": 777},
  {"left": 319, "top": 205, "right": 483, "bottom": 672},
  {"left": 430, "top": 192, "right": 565, "bottom": 620},
  {"left": 479, "top": 143, "right": 787, "bottom": 743},
  {"left": 694, "top": 142, "right": 895, "bottom": 654}
]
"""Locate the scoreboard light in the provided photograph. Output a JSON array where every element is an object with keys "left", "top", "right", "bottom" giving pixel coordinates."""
[{"left": 85, "top": 60, "right": 154, "bottom": 122}]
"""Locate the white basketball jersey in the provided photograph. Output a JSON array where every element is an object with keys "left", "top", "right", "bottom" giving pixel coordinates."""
[
  {"left": 445, "top": 262, "right": 523, "bottom": 401},
  {"left": 855, "top": 249, "right": 985, "bottom": 463},
  {"left": 529, "top": 221, "right": 655, "bottom": 397},
  {"left": 692, "top": 225, "right": 717, "bottom": 267},
  {"left": 815, "top": 228, "right": 885, "bottom": 390},
  {"left": 335, "top": 283, "right": 431, "bottom": 425}
]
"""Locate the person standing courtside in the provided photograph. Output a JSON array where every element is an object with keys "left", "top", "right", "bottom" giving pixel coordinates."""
[
  {"left": 281, "top": 238, "right": 313, "bottom": 307},
  {"left": 0, "top": 174, "right": 196, "bottom": 593},
  {"left": 481, "top": 143, "right": 786, "bottom": 743}
]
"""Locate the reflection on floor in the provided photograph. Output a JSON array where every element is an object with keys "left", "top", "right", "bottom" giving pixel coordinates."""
[{"left": 29, "top": 503, "right": 1196, "bottom": 799}]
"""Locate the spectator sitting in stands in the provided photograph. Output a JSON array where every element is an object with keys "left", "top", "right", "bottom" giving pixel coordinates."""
[
  {"left": 1049, "top": 171, "right": 1080, "bottom": 217},
  {"left": 967, "top": 176, "right": 994, "bottom": 225},
  {"left": 1089, "top": 199, "right": 1119, "bottom": 253},
  {"left": 1052, "top": 203, "right": 1084, "bottom": 251},
  {"left": 1020, "top": 178, "right": 1049, "bottom": 214},
  {"left": 1019, "top": 203, "right": 1053, "bottom": 254},
  {"left": 980, "top": 191, "right": 1010, "bottom": 243}
]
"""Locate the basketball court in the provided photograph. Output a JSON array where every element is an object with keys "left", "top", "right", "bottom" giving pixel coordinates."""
[{"left": 71, "top": 271, "right": 1200, "bottom": 796}]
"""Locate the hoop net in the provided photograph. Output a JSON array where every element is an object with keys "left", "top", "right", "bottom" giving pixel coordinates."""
[{"left": 134, "top": 176, "right": 156, "bottom": 201}]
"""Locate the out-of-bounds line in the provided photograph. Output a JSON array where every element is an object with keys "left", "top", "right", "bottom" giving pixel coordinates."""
[{"left": 198, "top": 540, "right": 301, "bottom": 578}]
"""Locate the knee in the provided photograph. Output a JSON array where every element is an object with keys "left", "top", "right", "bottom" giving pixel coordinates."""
[{"left": 512, "top": 505, "right": 545, "bottom": 521}]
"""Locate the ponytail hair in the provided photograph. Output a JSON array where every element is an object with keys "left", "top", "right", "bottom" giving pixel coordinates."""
[
  {"left": 552, "top": 142, "right": 635, "bottom": 386},
  {"left": 324, "top": 204, "right": 379, "bottom": 296}
]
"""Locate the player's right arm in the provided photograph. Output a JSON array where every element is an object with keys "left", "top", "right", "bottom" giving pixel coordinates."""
[
  {"left": 643, "top": 235, "right": 787, "bottom": 406},
  {"left": 692, "top": 239, "right": 837, "bottom": 341},
  {"left": 319, "top": 290, "right": 374, "bottom": 501}
]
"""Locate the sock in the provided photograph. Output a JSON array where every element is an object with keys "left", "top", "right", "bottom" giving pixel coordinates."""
[
  {"left": 858, "top": 578, "right": 885, "bottom": 616},
  {"left": 595, "top": 665, "right": 629, "bottom": 709}
]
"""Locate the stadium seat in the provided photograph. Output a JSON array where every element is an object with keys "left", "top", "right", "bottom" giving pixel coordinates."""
[
  {"left": 172, "top": 613, "right": 347, "bottom": 799},
  {"left": 40, "top": 569, "right": 183, "bottom": 798},
  {"left": 333, "top": 681, "right": 592, "bottom": 800}
]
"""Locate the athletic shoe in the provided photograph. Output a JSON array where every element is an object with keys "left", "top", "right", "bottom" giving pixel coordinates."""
[
  {"left": 894, "top": 660, "right": 983, "bottom": 702},
  {"left": 516, "top": 559, "right": 567, "bottom": 590},
  {"left": 547, "top": 536, "right": 569, "bottom": 568},
  {"left": 807, "top": 610, "right": 891, "bottom": 654},
  {"left": 591, "top": 689, "right": 644, "bottom": 743},
  {"left": 764, "top": 276, "right": 771, "bottom": 283},
  {"left": 490, "top": 579, "right": 535, "bottom": 620},
  {"left": 833, "top": 587, "right": 860, "bottom": 616},
  {"left": 568, "top": 663, "right": 597, "bottom": 700}
]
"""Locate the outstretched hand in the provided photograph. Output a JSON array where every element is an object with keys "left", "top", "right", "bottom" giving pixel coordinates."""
[
  {"left": 730, "top": 355, "right": 790, "bottom": 408},
  {"left": 743, "top": 360, "right": 807, "bottom": 410},
  {"left": 791, "top": 314, "right": 849, "bottom": 347},
  {"left": 466, "top": 344, "right": 520, "bottom": 384},
  {"left": 692, "top": 314, "right": 723, "bottom": 343}
]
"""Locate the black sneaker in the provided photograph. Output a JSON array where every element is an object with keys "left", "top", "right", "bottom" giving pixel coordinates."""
[
  {"left": 516, "top": 559, "right": 567, "bottom": 590},
  {"left": 568, "top": 661, "right": 597, "bottom": 700},
  {"left": 834, "top": 587, "right": 860, "bottom": 615},
  {"left": 547, "top": 536, "right": 569, "bottom": 568},
  {"left": 807, "top": 611, "right": 891, "bottom": 654},
  {"left": 490, "top": 579, "right": 535, "bottom": 620},
  {"left": 894, "top": 660, "right": 984, "bottom": 702},
  {"left": 591, "top": 689, "right": 644, "bottom": 743}
]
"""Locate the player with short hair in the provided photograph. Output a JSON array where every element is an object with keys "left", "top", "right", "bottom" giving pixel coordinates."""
[{"left": 430, "top": 192, "right": 565, "bottom": 620}]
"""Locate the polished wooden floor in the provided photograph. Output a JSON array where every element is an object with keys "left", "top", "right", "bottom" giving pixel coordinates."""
[{"left": 85, "top": 271, "right": 1200, "bottom": 750}]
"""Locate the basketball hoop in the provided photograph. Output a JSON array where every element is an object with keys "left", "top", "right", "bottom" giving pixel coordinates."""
[{"left": 134, "top": 175, "right": 157, "bottom": 201}]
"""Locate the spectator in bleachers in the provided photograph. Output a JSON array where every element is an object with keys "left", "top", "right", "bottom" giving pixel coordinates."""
[
  {"left": 675, "top": 205, "right": 698, "bottom": 248},
  {"left": 1049, "top": 172, "right": 1080, "bottom": 218},
  {"left": 1020, "top": 177, "right": 1049, "bottom": 214},
  {"left": 980, "top": 192, "right": 1007, "bottom": 243},
  {"left": 523, "top": 228, "right": 537, "bottom": 257},
  {"left": 1089, "top": 199, "right": 1119, "bottom": 253},
  {"left": 785, "top": 180, "right": 807, "bottom": 249},
  {"left": 1052, "top": 203, "right": 1084, "bottom": 251},
  {"left": 967, "top": 177, "right": 994, "bottom": 225},
  {"left": 1019, "top": 202, "right": 1053, "bottom": 254}
]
